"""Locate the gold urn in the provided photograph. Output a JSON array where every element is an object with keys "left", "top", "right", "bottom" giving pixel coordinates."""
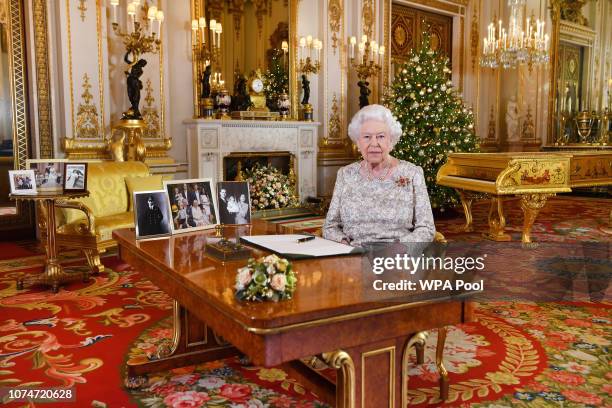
[{"left": 575, "top": 110, "right": 594, "bottom": 143}]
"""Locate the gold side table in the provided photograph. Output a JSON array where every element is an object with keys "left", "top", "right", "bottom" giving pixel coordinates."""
[{"left": 10, "top": 191, "right": 90, "bottom": 293}]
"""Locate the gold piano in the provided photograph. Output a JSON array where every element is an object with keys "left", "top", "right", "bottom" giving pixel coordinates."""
[{"left": 436, "top": 151, "right": 612, "bottom": 244}]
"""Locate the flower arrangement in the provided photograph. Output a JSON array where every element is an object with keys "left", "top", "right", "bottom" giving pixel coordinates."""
[
  {"left": 235, "top": 254, "right": 297, "bottom": 302},
  {"left": 245, "top": 164, "right": 298, "bottom": 210}
]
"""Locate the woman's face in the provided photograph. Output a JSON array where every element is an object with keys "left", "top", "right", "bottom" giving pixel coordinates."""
[
  {"left": 357, "top": 120, "right": 392, "bottom": 165},
  {"left": 240, "top": 194, "right": 246, "bottom": 202},
  {"left": 229, "top": 196, "right": 236, "bottom": 203}
]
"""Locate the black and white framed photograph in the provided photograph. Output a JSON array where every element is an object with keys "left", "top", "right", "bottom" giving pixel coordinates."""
[
  {"left": 163, "top": 178, "right": 219, "bottom": 234},
  {"left": 217, "top": 181, "right": 251, "bottom": 225},
  {"left": 134, "top": 190, "right": 172, "bottom": 239},
  {"left": 63, "top": 162, "right": 88, "bottom": 192},
  {"left": 8, "top": 169, "right": 37, "bottom": 195},
  {"left": 26, "top": 159, "right": 67, "bottom": 192}
]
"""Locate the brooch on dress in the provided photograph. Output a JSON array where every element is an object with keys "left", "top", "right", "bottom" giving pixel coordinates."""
[{"left": 395, "top": 176, "right": 410, "bottom": 188}]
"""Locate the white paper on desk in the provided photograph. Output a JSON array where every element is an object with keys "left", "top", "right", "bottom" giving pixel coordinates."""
[{"left": 241, "top": 235, "right": 355, "bottom": 257}]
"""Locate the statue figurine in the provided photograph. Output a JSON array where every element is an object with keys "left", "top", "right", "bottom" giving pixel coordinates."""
[
  {"left": 108, "top": 132, "right": 126, "bottom": 162},
  {"left": 505, "top": 95, "right": 519, "bottom": 142},
  {"left": 231, "top": 74, "right": 251, "bottom": 111},
  {"left": 358, "top": 81, "right": 371, "bottom": 108},
  {"left": 301, "top": 74, "right": 310, "bottom": 105},
  {"left": 201, "top": 64, "right": 212, "bottom": 99},
  {"left": 123, "top": 56, "right": 147, "bottom": 120}
]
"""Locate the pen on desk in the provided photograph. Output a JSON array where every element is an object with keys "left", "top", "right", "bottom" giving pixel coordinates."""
[{"left": 296, "top": 236, "right": 316, "bottom": 243}]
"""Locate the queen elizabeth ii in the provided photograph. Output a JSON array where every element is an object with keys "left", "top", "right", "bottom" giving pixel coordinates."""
[{"left": 323, "top": 104, "right": 436, "bottom": 246}]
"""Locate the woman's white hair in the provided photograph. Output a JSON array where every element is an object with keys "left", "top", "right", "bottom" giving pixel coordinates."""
[{"left": 347, "top": 104, "right": 403, "bottom": 147}]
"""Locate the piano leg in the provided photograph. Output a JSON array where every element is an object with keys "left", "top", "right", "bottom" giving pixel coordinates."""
[
  {"left": 458, "top": 190, "right": 475, "bottom": 232},
  {"left": 520, "top": 193, "right": 554, "bottom": 244},
  {"left": 484, "top": 195, "right": 511, "bottom": 241}
]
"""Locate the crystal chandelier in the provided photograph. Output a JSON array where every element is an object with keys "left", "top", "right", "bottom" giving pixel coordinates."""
[{"left": 481, "top": 0, "right": 549, "bottom": 69}]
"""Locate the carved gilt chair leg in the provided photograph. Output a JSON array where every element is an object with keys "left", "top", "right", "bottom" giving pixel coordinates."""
[
  {"left": 84, "top": 249, "right": 105, "bottom": 275},
  {"left": 485, "top": 195, "right": 511, "bottom": 241},
  {"left": 457, "top": 190, "right": 475, "bottom": 232},
  {"left": 520, "top": 193, "right": 554, "bottom": 245},
  {"left": 436, "top": 327, "right": 449, "bottom": 401}
]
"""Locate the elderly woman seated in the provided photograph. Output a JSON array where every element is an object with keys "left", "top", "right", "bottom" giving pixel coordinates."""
[{"left": 323, "top": 104, "right": 436, "bottom": 246}]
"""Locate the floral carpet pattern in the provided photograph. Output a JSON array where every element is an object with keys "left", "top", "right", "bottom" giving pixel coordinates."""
[
  {"left": 127, "top": 319, "right": 327, "bottom": 408},
  {"left": 435, "top": 196, "right": 612, "bottom": 243},
  {"left": 0, "top": 196, "right": 609, "bottom": 407}
]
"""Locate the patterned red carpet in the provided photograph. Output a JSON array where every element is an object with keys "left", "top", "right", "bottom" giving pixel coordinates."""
[{"left": 0, "top": 196, "right": 610, "bottom": 407}]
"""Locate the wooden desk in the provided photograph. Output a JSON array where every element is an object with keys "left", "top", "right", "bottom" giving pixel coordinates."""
[{"left": 114, "top": 223, "right": 473, "bottom": 407}]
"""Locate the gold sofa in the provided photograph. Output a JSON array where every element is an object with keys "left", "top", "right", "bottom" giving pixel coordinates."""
[{"left": 51, "top": 161, "right": 150, "bottom": 274}]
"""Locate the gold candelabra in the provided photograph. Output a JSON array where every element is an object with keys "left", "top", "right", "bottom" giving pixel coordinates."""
[
  {"left": 297, "top": 35, "right": 322, "bottom": 121},
  {"left": 190, "top": 16, "right": 224, "bottom": 117},
  {"left": 298, "top": 35, "right": 322, "bottom": 75},
  {"left": 110, "top": 0, "right": 163, "bottom": 63},
  {"left": 108, "top": 0, "right": 164, "bottom": 159},
  {"left": 348, "top": 34, "right": 385, "bottom": 81}
]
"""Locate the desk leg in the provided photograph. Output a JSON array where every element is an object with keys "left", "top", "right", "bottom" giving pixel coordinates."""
[
  {"left": 323, "top": 338, "right": 405, "bottom": 408},
  {"left": 484, "top": 195, "right": 512, "bottom": 241},
  {"left": 436, "top": 327, "right": 449, "bottom": 401},
  {"left": 520, "top": 193, "right": 553, "bottom": 245},
  {"left": 126, "top": 300, "right": 238, "bottom": 388}
]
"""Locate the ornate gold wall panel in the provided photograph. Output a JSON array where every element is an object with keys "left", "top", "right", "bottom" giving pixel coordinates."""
[
  {"left": 62, "top": 0, "right": 170, "bottom": 159},
  {"left": 328, "top": 0, "right": 342, "bottom": 54},
  {"left": 75, "top": 73, "right": 99, "bottom": 139},
  {"left": 33, "top": 0, "right": 53, "bottom": 158},
  {"left": 469, "top": 0, "right": 478, "bottom": 72},
  {"left": 62, "top": 0, "right": 107, "bottom": 158},
  {"left": 362, "top": 0, "right": 374, "bottom": 39}
]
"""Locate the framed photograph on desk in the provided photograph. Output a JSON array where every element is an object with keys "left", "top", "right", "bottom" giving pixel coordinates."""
[
  {"left": 217, "top": 181, "right": 251, "bottom": 225},
  {"left": 163, "top": 178, "right": 219, "bottom": 234},
  {"left": 8, "top": 169, "right": 37, "bottom": 195},
  {"left": 26, "top": 159, "right": 67, "bottom": 192},
  {"left": 134, "top": 190, "right": 172, "bottom": 239},
  {"left": 63, "top": 162, "right": 88, "bottom": 193}
]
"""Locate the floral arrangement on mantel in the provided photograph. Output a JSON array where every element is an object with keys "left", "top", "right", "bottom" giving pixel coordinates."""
[
  {"left": 245, "top": 164, "right": 298, "bottom": 210},
  {"left": 235, "top": 255, "right": 297, "bottom": 302}
]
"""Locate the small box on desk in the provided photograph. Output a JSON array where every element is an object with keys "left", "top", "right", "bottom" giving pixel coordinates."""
[{"left": 205, "top": 239, "right": 253, "bottom": 261}]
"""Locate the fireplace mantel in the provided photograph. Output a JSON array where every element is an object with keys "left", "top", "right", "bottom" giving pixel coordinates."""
[{"left": 184, "top": 119, "right": 319, "bottom": 201}]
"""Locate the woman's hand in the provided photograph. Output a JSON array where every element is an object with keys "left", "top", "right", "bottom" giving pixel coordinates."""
[{"left": 341, "top": 238, "right": 350, "bottom": 245}]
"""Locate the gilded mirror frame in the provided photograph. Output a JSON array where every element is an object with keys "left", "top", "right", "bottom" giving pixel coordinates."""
[
  {"left": 0, "top": 0, "right": 34, "bottom": 230},
  {"left": 547, "top": 0, "right": 599, "bottom": 146},
  {"left": 190, "top": 0, "right": 298, "bottom": 120},
  {"left": 546, "top": 1, "right": 562, "bottom": 146}
]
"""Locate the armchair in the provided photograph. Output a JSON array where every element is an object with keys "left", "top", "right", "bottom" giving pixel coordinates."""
[{"left": 48, "top": 161, "right": 151, "bottom": 274}]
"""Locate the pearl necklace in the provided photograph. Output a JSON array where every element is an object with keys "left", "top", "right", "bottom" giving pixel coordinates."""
[{"left": 364, "top": 160, "right": 392, "bottom": 181}]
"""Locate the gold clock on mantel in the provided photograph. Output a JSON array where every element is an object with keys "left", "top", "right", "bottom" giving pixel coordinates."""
[{"left": 247, "top": 69, "right": 269, "bottom": 112}]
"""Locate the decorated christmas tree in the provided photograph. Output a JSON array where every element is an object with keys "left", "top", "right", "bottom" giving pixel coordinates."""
[
  {"left": 263, "top": 50, "right": 289, "bottom": 112},
  {"left": 385, "top": 34, "right": 478, "bottom": 211}
]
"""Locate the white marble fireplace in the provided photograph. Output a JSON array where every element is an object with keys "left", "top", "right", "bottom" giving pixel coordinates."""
[{"left": 184, "top": 119, "right": 319, "bottom": 200}]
